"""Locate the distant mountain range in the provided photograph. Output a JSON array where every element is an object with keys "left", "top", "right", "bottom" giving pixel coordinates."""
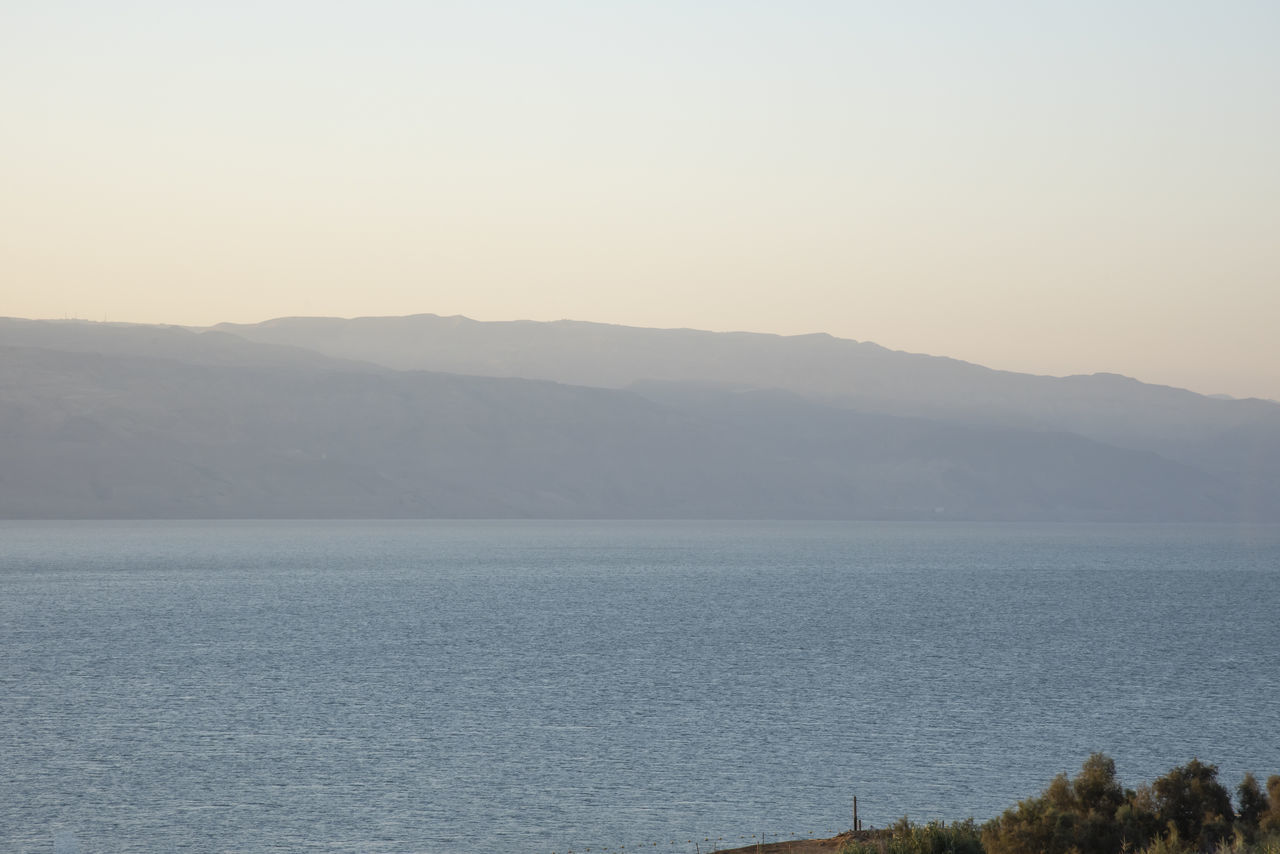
[{"left": 2, "top": 314, "right": 1276, "bottom": 521}]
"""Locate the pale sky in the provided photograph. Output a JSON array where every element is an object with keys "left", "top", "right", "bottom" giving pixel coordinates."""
[{"left": 2, "top": 1, "right": 1278, "bottom": 399}]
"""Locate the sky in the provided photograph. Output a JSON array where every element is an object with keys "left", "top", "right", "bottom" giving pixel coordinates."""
[{"left": 2, "top": 1, "right": 1278, "bottom": 399}]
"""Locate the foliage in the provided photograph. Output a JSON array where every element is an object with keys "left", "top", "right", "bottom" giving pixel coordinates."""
[
  {"left": 1262, "top": 777, "right": 1280, "bottom": 833},
  {"left": 1152, "top": 758, "right": 1235, "bottom": 847},
  {"left": 976, "top": 754, "right": 1275, "bottom": 854},
  {"left": 836, "top": 756, "right": 1280, "bottom": 854},
  {"left": 1237, "top": 774, "right": 1269, "bottom": 829},
  {"left": 982, "top": 753, "right": 1134, "bottom": 854},
  {"left": 841, "top": 817, "right": 983, "bottom": 854}
]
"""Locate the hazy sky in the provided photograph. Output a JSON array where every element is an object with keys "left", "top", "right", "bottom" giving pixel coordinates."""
[{"left": 3, "top": 2, "right": 1278, "bottom": 399}]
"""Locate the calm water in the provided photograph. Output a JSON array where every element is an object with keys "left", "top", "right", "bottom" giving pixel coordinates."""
[{"left": 2, "top": 521, "right": 1278, "bottom": 854}]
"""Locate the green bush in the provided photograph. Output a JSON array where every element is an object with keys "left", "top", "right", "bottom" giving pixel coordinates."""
[
  {"left": 982, "top": 753, "right": 1133, "bottom": 854},
  {"left": 1152, "top": 759, "right": 1235, "bottom": 847},
  {"left": 1261, "top": 777, "right": 1280, "bottom": 833},
  {"left": 980, "top": 755, "right": 1273, "bottom": 854},
  {"left": 840, "top": 756, "right": 1278, "bottom": 854},
  {"left": 842, "top": 817, "right": 983, "bottom": 854}
]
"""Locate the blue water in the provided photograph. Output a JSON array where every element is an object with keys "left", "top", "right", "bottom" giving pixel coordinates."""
[{"left": 2, "top": 521, "right": 1278, "bottom": 854}]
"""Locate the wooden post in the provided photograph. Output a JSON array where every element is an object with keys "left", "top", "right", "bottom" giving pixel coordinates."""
[{"left": 853, "top": 795, "right": 858, "bottom": 832}]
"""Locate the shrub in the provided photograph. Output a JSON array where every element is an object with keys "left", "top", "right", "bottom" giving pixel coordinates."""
[
  {"left": 1261, "top": 777, "right": 1280, "bottom": 833},
  {"left": 1237, "top": 774, "right": 1269, "bottom": 829},
  {"left": 1153, "top": 759, "right": 1235, "bottom": 847},
  {"left": 849, "top": 758, "right": 1279, "bottom": 854},
  {"left": 982, "top": 753, "right": 1136, "bottom": 854},
  {"left": 842, "top": 817, "right": 983, "bottom": 854}
]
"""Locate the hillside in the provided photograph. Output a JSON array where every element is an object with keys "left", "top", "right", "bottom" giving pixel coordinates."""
[
  {"left": 212, "top": 314, "right": 1280, "bottom": 494},
  {"left": 1, "top": 318, "right": 1264, "bottom": 520}
]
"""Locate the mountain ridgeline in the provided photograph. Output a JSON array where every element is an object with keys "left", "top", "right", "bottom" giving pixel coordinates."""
[{"left": 2, "top": 315, "right": 1276, "bottom": 521}]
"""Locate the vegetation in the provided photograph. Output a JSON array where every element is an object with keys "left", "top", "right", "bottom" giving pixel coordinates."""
[
  {"left": 841, "top": 755, "right": 1280, "bottom": 854},
  {"left": 842, "top": 817, "right": 983, "bottom": 854}
]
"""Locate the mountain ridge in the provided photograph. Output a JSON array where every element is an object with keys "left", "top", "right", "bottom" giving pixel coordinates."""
[
  {"left": 210, "top": 313, "right": 1280, "bottom": 486},
  {"left": 2, "top": 315, "right": 1275, "bottom": 521}
]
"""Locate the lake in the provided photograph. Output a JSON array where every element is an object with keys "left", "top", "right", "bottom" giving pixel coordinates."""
[{"left": 2, "top": 520, "right": 1278, "bottom": 854}]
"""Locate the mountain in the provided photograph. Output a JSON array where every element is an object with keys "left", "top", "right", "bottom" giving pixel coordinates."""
[
  {"left": 0, "top": 317, "right": 382, "bottom": 372},
  {"left": 213, "top": 314, "right": 1280, "bottom": 498},
  {"left": 209, "top": 314, "right": 1280, "bottom": 431},
  {"left": 1, "top": 318, "right": 1263, "bottom": 521}
]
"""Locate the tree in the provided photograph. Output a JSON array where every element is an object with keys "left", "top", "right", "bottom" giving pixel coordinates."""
[
  {"left": 1076, "top": 753, "right": 1126, "bottom": 816},
  {"left": 982, "top": 753, "right": 1136, "bottom": 854},
  {"left": 1236, "top": 772, "right": 1269, "bottom": 829},
  {"left": 1261, "top": 775, "right": 1280, "bottom": 832},
  {"left": 1151, "top": 759, "right": 1234, "bottom": 849}
]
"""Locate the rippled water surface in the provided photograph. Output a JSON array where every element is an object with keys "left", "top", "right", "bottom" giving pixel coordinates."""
[{"left": 3, "top": 521, "right": 1278, "bottom": 854}]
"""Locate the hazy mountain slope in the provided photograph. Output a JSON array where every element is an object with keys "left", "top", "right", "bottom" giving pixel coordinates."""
[
  {"left": 212, "top": 314, "right": 1280, "bottom": 492},
  {"left": 0, "top": 317, "right": 383, "bottom": 373},
  {"left": 0, "top": 340, "right": 1250, "bottom": 521}
]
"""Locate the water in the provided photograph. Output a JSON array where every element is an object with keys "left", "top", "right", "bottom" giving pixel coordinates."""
[{"left": 2, "top": 520, "right": 1278, "bottom": 854}]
